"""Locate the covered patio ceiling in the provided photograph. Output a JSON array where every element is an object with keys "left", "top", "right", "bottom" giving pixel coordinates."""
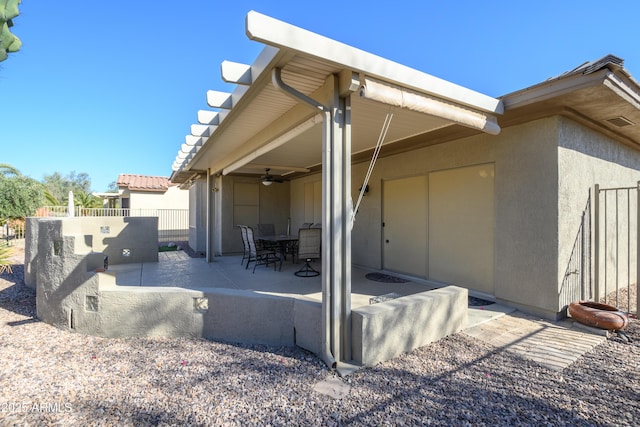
[{"left": 171, "top": 11, "right": 503, "bottom": 184}]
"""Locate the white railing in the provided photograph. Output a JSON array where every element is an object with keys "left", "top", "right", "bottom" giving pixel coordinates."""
[
  {"left": 1, "top": 221, "right": 25, "bottom": 244},
  {"left": 35, "top": 207, "right": 189, "bottom": 243}
]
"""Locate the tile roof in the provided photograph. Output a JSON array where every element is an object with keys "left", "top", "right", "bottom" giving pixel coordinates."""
[
  {"left": 116, "top": 174, "right": 172, "bottom": 192},
  {"left": 548, "top": 54, "right": 624, "bottom": 81}
]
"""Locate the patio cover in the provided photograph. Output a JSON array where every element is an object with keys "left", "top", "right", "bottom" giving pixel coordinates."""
[{"left": 169, "top": 11, "right": 503, "bottom": 372}]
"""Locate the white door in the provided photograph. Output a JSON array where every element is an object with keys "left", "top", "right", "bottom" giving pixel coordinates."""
[
  {"left": 382, "top": 176, "right": 428, "bottom": 277},
  {"left": 428, "top": 164, "right": 495, "bottom": 294}
]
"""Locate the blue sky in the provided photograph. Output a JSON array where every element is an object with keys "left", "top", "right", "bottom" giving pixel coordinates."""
[{"left": 2, "top": 1, "right": 640, "bottom": 192}]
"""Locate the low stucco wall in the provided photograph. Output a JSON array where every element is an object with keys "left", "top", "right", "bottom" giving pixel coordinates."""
[
  {"left": 352, "top": 286, "right": 468, "bottom": 366},
  {"left": 28, "top": 216, "right": 469, "bottom": 368},
  {"left": 25, "top": 216, "right": 158, "bottom": 287},
  {"left": 29, "top": 217, "right": 159, "bottom": 329},
  {"left": 65, "top": 284, "right": 467, "bottom": 368},
  {"left": 23, "top": 217, "right": 39, "bottom": 289},
  {"left": 201, "top": 288, "right": 295, "bottom": 345},
  {"left": 293, "top": 298, "right": 323, "bottom": 354}
]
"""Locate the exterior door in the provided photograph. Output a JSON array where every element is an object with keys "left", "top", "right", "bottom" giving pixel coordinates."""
[
  {"left": 428, "top": 164, "right": 495, "bottom": 294},
  {"left": 382, "top": 176, "right": 428, "bottom": 277}
]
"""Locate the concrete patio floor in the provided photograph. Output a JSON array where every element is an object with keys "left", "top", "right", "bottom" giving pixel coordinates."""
[{"left": 108, "top": 249, "right": 513, "bottom": 329}]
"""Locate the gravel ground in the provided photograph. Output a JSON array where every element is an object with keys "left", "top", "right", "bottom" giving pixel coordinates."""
[{"left": 1, "top": 246, "right": 639, "bottom": 426}]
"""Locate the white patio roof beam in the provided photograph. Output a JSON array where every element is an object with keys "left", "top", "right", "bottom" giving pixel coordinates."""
[
  {"left": 197, "top": 110, "right": 225, "bottom": 125},
  {"left": 191, "top": 124, "right": 217, "bottom": 138},
  {"left": 221, "top": 60, "right": 253, "bottom": 85},
  {"left": 184, "top": 135, "right": 206, "bottom": 146}
]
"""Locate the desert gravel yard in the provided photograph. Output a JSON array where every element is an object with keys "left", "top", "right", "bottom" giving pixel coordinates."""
[{"left": 1, "top": 260, "right": 639, "bottom": 426}]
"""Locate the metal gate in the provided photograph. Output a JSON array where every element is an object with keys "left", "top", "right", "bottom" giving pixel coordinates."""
[
  {"left": 594, "top": 183, "right": 639, "bottom": 315},
  {"left": 560, "top": 193, "right": 591, "bottom": 308}
]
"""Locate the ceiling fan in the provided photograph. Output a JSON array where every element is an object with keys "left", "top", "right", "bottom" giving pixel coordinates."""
[{"left": 261, "top": 168, "right": 284, "bottom": 186}]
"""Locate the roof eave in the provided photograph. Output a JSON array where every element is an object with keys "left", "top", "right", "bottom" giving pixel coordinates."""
[{"left": 501, "top": 69, "right": 610, "bottom": 110}]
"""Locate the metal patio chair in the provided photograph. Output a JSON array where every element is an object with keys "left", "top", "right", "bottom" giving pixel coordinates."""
[
  {"left": 239, "top": 225, "right": 251, "bottom": 266},
  {"left": 245, "top": 226, "right": 281, "bottom": 273},
  {"left": 294, "top": 227, "right": 321, "bottom": 277}
]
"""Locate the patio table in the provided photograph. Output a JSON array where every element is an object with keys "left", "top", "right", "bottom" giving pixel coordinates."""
[{"left": 259, "top": 235, "right": 298, "bottom": 262}]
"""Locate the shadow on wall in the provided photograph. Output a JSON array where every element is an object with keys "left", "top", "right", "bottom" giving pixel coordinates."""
[{"left": 26, "top": 216, "right": 160, "bottom": 332}]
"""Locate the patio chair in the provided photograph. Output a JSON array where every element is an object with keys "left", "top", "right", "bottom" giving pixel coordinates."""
[
  {"left": 245, "top": 226, "right": 281, "bottom": 273},
  {"left": 239, "top": 225, "right": 250, "bottom": 266},
  {"left": 294, "top": 228, "right": 321, "bottom": 277}
]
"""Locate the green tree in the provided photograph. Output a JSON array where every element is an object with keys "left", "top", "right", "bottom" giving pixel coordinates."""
[
  {"left": 42, "top": 171, "right": 92, "bottom": 203},
  {"left": 0, "top": 163, "right": 21, "bottom": 177},
  {"left": 0, "top": 174, "right": 45, "bottom": 219},
  {"left": 106, "top": 181, "right": 118, "bottom": 193}
]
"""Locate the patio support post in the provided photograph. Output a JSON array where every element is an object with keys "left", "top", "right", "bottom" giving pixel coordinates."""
[
  {"left": 340, "top": 94, "right": 352, "bottom": 363},
  {"left": 325, "top": 79, "right": 341, "bottom": 365},
  {"left": 323, "top": 75, "right": 353, "bottom": 369},
  {"left": 206, "top": 169, "right": 213, "bottom": 263},
  {"left": 272, "top": 69, "right": 354, "bottom": 370},
  {"left": 326, "top": 76, "right": 350, "bottom": 366},
  {"left": 273, "top": 68, "right": 336, "bottom": 368},
  {"left": 594, "top": 184, "right": 600, "bottom": 301}
]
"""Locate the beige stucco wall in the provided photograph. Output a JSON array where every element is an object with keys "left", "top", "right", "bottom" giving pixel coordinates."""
[
  {"left": 290, "top": 116, "right": 562, "bottom": 317},
  {"left": 219, "top": 175, "right": 291, "bottom": 254},
  {"left": 126, "top": 185, "right": 189, "bottom": 210},
  {"left": 558, "top": 117, "right": 640, "bottom": 305},
  {"left": 204, "top": 115, "right": 639, "bottom": 319}
]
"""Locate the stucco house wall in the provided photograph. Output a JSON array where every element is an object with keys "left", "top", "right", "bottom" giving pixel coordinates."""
[
  {"left": 287, "top": 115, "right": 639, "bottom": 319},
  {"left": 124, "top": 185, "right": 189, "bottom": 210},
  {"left": 557, "top": 117, "right": 640, "bottom": 304},
  {"left": 218, "top": 175, "right": 291, "bottom": 255}
]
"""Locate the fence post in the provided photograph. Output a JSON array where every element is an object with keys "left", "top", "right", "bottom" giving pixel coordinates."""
[
  {"left": 580, "top": 190, "right": 588, "bottom": 300},
  {"left": 637, "top": 181, "right": 639, "bottom": 315},
  {"left": 594, "top": 184, "right": 600, "bottom": 302}
]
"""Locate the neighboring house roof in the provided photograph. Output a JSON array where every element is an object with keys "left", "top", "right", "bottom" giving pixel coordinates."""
[{"left": 117, "top": 174, "right": 172, "bottom": 192}]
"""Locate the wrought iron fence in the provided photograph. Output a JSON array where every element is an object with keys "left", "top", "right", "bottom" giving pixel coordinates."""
[
  {"left": 594, "top": 183, "right": 638, "bottom": 315},
  {"left": 560, "top": 193, "right": 592, "bottom": 308},
  {"left": 35, "top": 207, "right": 189, "bottom": 243}
]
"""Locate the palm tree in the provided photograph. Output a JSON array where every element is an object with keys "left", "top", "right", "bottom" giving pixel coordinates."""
[
  {"left": 71, "top": 191, "right": 103, "bottom": 209},
  {"left": 0, "top": 242, "right": 13, "bottom": 273},
  {"left": 43, "top": 189, "right": 60, "bottom": 206},
  {"left": 0, "top": 163, "right": 21, "bottom": 178}
]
